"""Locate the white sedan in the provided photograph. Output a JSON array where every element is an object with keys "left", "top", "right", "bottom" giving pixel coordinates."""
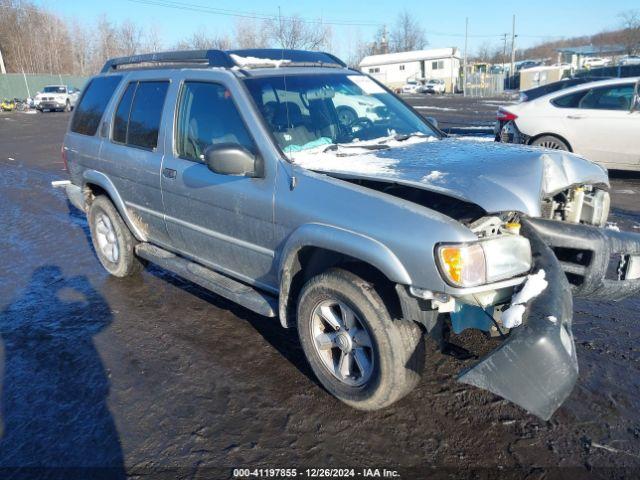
[{"left": 496, "top": 77, "right": 640, "bottom": 171}]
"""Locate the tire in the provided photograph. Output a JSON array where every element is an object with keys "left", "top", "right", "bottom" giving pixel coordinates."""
[
  {"left": 336, "top": 107, "right": 357, "bottom": 127},
  {"left": 297, "top": 268, "right": 424, "bottom": 410},
  {"left": 88, "top": 195, "right": 144, "bottom": 277},
  {"left": 530, "top": 135, "right": 570, "bottom": 151},
  {"left": 64, "top": 100, "right": 71, "bottom": 112}
]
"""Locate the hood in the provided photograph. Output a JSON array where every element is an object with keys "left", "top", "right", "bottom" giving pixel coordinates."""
[{"left": 293, "top": 137, "right": 609, "bottom": 217}]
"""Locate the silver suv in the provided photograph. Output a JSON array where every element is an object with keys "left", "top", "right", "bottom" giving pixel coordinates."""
[{"left": 57, "top": 49, "right": 640, "bottom": 420}]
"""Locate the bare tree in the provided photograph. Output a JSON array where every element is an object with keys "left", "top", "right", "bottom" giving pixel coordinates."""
[
  {"left": 142, "top": 25, "right": 163, "bottom": 54},
  {"left": 118, "top": 20, "right": 144, "bottom": 56},
  {"left": 175, "top": 29, "right": 232, "bottom": 50},
  {"left": 267, "top": 14, "right": 331, "bottom": 50},
  {"left": 619, "top": 10, "right": 640, "bottom": 54},
  {"left": 234, "top": 19, "right": 270, "bottom": 49},
  {"left": 389, "top": 10, "right": 427, "bottom": 53}
]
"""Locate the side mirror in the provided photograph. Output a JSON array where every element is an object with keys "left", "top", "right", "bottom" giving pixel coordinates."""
[
  {"left": 632, "top": 81, "right": 640, "bottom": 113},
  {"left": 204, "top": 143, "right": 262, "bottom": 177},
  {"left": 426, "top": 116, "right": 438, "bottom": 128}
]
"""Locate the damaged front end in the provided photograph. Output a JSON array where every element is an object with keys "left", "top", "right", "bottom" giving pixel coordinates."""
[
  {"left": 457, "top": 219, "right": 577, "bottom": 421},
  {"left": 399, "top": 212, "right": 640, "bottom": 420}
]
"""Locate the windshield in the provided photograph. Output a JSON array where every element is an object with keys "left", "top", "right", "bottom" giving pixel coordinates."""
[
  {"left": 43, "top": 86, "right": 65, "bottom": 93},
  {"left": 243, "top": 73, "right": 437, "bottom": 155}
]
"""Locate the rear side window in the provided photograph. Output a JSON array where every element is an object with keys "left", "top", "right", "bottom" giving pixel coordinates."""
[
  {"left": 111, "top": 81, "right": 169, "bottom": 150},
  {"left": 578, "top": 84, "right": 635, "bottom": 111},
  {"left": 70, "top": 76, "right": 122, "bottom": 136},
  {"left": 551, "top": 90, "right": 588, "bottom": 108},
  {"left": 113, "top": 83, "right": 136, "bottom": 143}
]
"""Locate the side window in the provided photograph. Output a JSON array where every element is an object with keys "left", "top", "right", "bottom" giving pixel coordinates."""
[
  {"left": 70, "top": 76, "right": 122, "bottom": 136},
  {"left": 578, "top": 84, "right": 635, "bottom": 111},
  {"left": 113, "top": 82, "right": 137, "bottom": 143},
  {"left": 551, "top": 90, "right": 589, "bottom": 108},
  {"left": 176, "top": 82, "right": 255, "bottom": 162},
  {"left": 127, "top": 81, "right": 169, "bottom": 149}
]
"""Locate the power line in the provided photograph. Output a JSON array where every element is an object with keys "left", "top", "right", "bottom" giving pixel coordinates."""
[{"left": 127, "top": 0, "right": 382, "bottom": 27}]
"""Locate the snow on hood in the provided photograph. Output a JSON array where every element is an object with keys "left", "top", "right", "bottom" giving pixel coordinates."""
[{"left": 292, "top": 137, "right": 609, "bottom": 217}]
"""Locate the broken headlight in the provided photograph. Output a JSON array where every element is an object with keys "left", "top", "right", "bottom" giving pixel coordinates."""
[{"left": 437, "top": 235, "right": 532, "bottom": 287}]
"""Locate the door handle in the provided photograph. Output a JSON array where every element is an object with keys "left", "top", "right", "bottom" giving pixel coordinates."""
[
  {"left": 162, "top": 168, "right": 177, "bottom": 179},
  {"left": 566, "top": 114, "right": 584, "bottom": 120}
]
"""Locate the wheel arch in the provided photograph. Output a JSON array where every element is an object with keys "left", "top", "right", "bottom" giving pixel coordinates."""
[
  {"left": 277, "top": 224, "right": 411, "bottom": 328},
  {"left": 527, "top": 132, "right": 573, "bottom": 152},
  {"left": 83, "top": 170, "right": 147, "bottom": 241}
]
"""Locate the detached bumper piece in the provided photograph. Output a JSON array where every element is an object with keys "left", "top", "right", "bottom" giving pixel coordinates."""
[
  {"left": 526, "top": 217, "right": 640, "bottom": 301},
  {"left": 458, "top": 220, "right": 578, "bottom": 420}
]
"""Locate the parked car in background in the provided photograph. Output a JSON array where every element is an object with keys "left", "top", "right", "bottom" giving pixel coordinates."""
[
  {"left": 497, "top": 77, "right": 640, "bottom": 171},
  {"left": 333, "top": 91, "right": 387, "bottom": 126},
  {"left": 516, "top": 60, "right": 541, "bottom": 71},
  {"left": 35, "top": 85, "right": 80, "bottom": 112},
  {"left": 1, "top": 98, "right": 16, "bottom": 111},
  {"left": 420, "top": 79, "right": 446, "bottom": 94},
  {"left": 582, "top": 57, "right": 611, "bottom": 68},
  {"left": 401, "top": 80, "right": 421, "bottom": 94},
  {"left": 619, "top": 55, "right": 640, "bottom": 66},
  {"left": 494, "top": 77, "right": 609, "bottom": 136},
  {"left": 55, "top": 49, "right": 640, "bottom": 421}
]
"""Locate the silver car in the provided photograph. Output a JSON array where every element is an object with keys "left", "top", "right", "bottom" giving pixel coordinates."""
[{"left": 56, "top": 49, "right": 640, "bottom": 420}]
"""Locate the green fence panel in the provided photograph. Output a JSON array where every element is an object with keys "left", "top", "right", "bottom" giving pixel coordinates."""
[{"left": 0, "top": 74, "right": 89, "bottom": 100}]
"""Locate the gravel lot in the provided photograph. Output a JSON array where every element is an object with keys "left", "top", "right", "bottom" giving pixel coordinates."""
[{"left": 0, "top": 104, "right": 639, "bottom": 479}]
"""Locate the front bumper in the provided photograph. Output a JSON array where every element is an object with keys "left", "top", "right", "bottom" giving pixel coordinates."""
[
  {"left": 39, "top": 102, "right": 65, "bottom": 110},
  {"left": 458, "top": 219, "right": 577, "bottom": 420},
  {"left": 526, "top": 217, "right": 640, "bottom": 301}
]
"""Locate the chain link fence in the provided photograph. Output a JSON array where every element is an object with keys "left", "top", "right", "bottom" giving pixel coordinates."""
[{"left": 0, "top": 74, "right": 88, "bottom": 100}]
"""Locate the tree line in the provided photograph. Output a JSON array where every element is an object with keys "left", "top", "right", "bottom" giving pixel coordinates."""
[{"left": 0, "top": 0, "right": 432, "bottom": 75}]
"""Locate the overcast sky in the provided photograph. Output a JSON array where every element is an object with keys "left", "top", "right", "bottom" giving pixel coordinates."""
[{"left": 38, "top": 0, "right": 639, "bottom": 59}]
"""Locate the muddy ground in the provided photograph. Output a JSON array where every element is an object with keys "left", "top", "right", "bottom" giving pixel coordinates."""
[{"left": 0, "top": 102, "right": 639, "bottom": 479}]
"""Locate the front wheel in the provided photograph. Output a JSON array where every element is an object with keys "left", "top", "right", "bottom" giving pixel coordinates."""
[
  {"left": 64, "top": 100, "right": 71, "bottom": 112},
  {"left": 297, "top": 268, "right": 425, "bottom": 410}
]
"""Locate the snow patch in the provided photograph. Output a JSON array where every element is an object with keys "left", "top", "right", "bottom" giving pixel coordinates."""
[
  {"left": 605, "top": 222, "right": 620, "bottom": 232},
  {"left": 414, "top": 106, "right": 457, "bottom": 111},
  {"left": 230, "top": 54, "right": 291, "bottom": 68},
  {"left": 422, "top": 170, "right": 446, "bottom": 182},
  {"left": 453, "top": 136, "right": 495, "bottom": 142},
  {"left": 502, "top": 269, "right": 548, "bottom": 329}
]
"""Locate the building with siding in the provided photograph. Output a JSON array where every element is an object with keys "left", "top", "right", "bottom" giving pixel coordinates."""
[{"left": 359, "top": 48, "right": 461, "bottom": 92}]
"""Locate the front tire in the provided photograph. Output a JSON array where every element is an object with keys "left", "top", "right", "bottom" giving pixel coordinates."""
[
  {"left": 297, "top": 268, "right": 424, "bottom": 410},
  {"left": 64, "top": 100, "right": 71, "bottom": 112},
  {"left": 88, "top": 196, "right": 144, "bottom": 277}
]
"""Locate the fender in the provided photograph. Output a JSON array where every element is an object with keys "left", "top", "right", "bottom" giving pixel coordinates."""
[
  {"left": 277, "top": 223, "right": 412, "bottom": 328},
  {"left": 83, "top": 169, "right": 148, "bottom": 242}
]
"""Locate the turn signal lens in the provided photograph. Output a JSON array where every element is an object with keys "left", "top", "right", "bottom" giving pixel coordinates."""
[{"left": 437, "top": 244, "right": 486, "bottom": 287}]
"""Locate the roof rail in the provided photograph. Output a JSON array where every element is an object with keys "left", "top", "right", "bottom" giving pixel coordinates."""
[
  {"left": 100, "top": 49, "right": 347, "bottom": 73},
  {"left": 100, "top": 49, "right": 234, "bottom": 73}
]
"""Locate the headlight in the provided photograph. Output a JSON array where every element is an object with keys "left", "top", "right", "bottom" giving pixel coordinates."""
[{"left": 437, "top": 235, "right": 532, "bottom": 287}]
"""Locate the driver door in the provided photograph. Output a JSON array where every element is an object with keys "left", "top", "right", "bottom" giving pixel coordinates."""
[{"left": 160, "top": 76, "right": 277, "bottom": 289}]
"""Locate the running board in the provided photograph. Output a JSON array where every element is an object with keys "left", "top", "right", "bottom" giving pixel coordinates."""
[{"left": 135, "top": 243, "right": 277, "bottom": 317}]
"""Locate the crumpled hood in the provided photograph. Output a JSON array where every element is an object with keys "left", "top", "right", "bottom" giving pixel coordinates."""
[{"left": 295, "top": 138, "right": 609, "bottom": 216}]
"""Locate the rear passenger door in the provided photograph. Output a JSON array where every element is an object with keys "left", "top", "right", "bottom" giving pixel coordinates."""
[
  {"left": 99, "top": 78, "right": 172, "bottom": 246},
  {"left": 160, "top": 77, "right": 277, "bottom": 290}
]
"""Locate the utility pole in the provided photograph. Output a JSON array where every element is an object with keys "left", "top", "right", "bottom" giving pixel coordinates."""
[
  {"left": 463, "top": 17, "right": 468, "bottom": 97},
  {"left": 502, "top": 33, "right": 508, "bottom": 70},
  {"left": 0, "top": 44, "right": 6, "bottom": 75},
  {"left": 509, "top": 14, "right": 516, "bottom": 89}
]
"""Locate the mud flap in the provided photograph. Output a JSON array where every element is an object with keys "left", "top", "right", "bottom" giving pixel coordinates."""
[{"left": 458, "top": 220, "right": 578, "bottom": 420}]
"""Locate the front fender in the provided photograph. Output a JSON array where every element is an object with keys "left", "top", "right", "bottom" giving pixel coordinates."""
[
  {"left": 83, "top": 169, "right": 147, "bottom": 241},
  {"left": 277, "top": 223, "right": 412, "bottom": 327}
]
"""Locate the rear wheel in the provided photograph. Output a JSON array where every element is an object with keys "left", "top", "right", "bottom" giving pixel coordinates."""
[
  {"left": 297, "top": 268, "right": 424, "bottom": 410},
  {"left": 531, "top": 135, "right": 570, "bottom": 151},
  {"left": 89, "top": 196, "right": 144, "bottom": 277},
  {"left": 64, "top": 100, "right": 71, "bottom": 112}
]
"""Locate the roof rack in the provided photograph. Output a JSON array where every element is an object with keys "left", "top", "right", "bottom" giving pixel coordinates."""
[{"left": 100, "top": 48, "right": 347, "bottom": 73}]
